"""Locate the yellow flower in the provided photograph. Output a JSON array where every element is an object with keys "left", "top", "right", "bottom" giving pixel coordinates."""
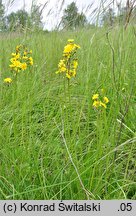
[
  {"left": 4, "top": 77, "right": 12, "bottom": 84},
  {"left": 11, "top": 53, "right": 20, "bottom": 60},
  {"left": 72, "top": 69, "right": 76, "bottom": 77},
  {"left": 66, "top": 69, "right": 76, "bottom": 79},
  {"left": 9, "top": 64, "right": 14, "bottom": 68},
  {"left": 24, "top": 51, "right": 27, "bottom": 56},
  {"left": 22, "top": 56, "right": 28, "bottom": 60},
  {"left": 66, "top": 73, "right": 71, "bottom": 79},
  {"left": 68, "top": 39, "right": 74, "bottom": 43},
  {"left": 11, "top": 53, "right": 16, "bottom": 57},
  {"left": 10, "top": 60, "right": 21, "bottom": 69},
  {"left": 63, "top": 43, "right": 75, "bottom": 54},
  {"left": 15, "top": 53, "right": 20, "bottom": 59},
  {"left": 103, "top": 96, "right": 109, "bottom": 104},
  {"left": 29, "top": 60, "right": 33, "bottom": 66},
  {"left": 92, "top": 94, "right": 99, "bottom": 100},
  {"left": 20, "top": 62, "right": 27, "bottom": 70},
  {"left": 58, "top": 59, "right": 66, "bottom": 73},
  {"left": 10, "top": 58, "right": 15, "bottom": 63},
  {"left": 93, "top": 100, "right": 100, "bottom": 108},
  {"left": 14, "top": 60, "right": 21, "bottom": 67},
  {"left": 73, "top": 60, "right": 78, "bottom": 69},
  {"left": 28, "top": 57, "right": 33, "bottom": 65},
  {"left": 63, "top": 41, "right": 80, "bottom": 56},
  {"left": 29, "top": 57, "right": 33, "bottom": 61},
  {"left": 100, "top": 102, "right": 107, "bottom": 109}
]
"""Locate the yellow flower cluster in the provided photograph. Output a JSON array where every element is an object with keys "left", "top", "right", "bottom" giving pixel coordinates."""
[
  {"left": 92, "top": 93, "right": 109, "bottom": 109},
  {"left": 3, "top": 45, "right": 33, "bottom": 84},
  {"left": 9, "top": 45, "right": 33, "bottom": 74},
  {"left": 56, "top": 39, "right": 80, "bottom": 79}
]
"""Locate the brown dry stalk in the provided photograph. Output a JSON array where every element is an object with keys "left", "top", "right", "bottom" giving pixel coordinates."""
[{"left": 125, "top": 0, "right": 136, "bottom": 30}]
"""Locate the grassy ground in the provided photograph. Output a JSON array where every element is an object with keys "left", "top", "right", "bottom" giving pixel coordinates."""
[{"left": 0, "top": 27, "right": 135, "bottom": 199}]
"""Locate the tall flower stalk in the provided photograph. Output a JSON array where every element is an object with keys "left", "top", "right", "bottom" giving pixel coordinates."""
[
  {"left": 56, "top": 39, "right": 80, "bottom": 106},
  {"left": 56, "top": 39, "right": 80, "bottom": 79}
]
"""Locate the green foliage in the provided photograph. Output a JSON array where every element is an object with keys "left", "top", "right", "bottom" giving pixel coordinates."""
[
  {"left": 1, "top": 2, "right": 43, "bottom": 32},
  {"left": 0, "top": 0, "right": 6, "bottom": 31},
  {"left": 30, "top": 3, "right": 43, "bottom": 31},
  {"left": 117, "top": 6, "right": 136, "bottom": 25},
  {"left": 6, "top": 10, "right": 30, "bottom": 31},
  {"left": 101, "top": 5, "right": 136, "bottom": 27},
  {"left": 0, "top": 27, "right": 135, "bottom": 199},
  {"left": 61, "top": 2, "right": 87, "bottom": 29},
  {"left": 101, "top": 8, "right": 115, "bottom": 27}
]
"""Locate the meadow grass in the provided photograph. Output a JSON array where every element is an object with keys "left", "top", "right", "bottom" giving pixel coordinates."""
[{"left": 0, "top": 27, "right": 135, "bottom": 199}]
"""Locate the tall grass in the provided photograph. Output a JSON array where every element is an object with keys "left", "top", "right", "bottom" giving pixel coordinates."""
[{"left": 0, "top": 26, "right": 136, "bottom": 199}]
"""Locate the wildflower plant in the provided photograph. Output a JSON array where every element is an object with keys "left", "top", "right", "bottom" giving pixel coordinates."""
[
  {"left": 9, "top": 45, "right": 33, "bottom": 75},
  {"left": 56, "top": 39, "right": 80, "bottom": 79},
  {"left": 92, "top": 90, "right": 109, "bottom": 109}
]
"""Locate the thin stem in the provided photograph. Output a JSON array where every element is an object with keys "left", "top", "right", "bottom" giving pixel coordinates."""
[{"left": 54, "top": 114, "right": 95, "bottom": 200}]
